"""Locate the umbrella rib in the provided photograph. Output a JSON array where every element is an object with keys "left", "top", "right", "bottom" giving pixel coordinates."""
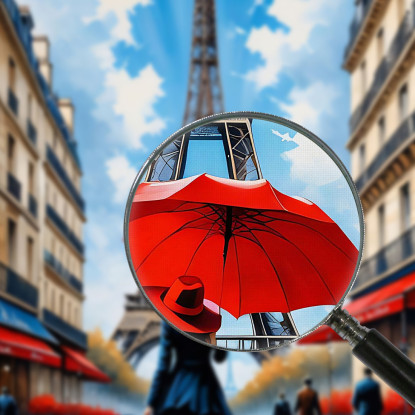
[
  {"left": 243, "top": 211, "right": 356, "bottom": 263},
  {"left": 232, "top": 232, "right": 291, "bottom": 311},
  {"left": 134, "top": 212, "right": 223, "bottom": 272},
  {"left": 232, "top": 237, "right": 242, "bottom": 318},
  {"left": 244, "top": 226, "right": 337, "bottom": 304},
  {"left": 184, "top": 220, "right": 219, "bottom": 275}
]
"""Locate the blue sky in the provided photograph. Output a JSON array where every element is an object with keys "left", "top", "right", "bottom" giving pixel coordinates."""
[{"left": 23, "top": 0, "right": 355, "bottom": 339}]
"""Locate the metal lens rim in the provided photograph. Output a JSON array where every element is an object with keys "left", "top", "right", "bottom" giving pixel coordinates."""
[{"left": 123, "top": 111, "right": 365, "bottom": 352}]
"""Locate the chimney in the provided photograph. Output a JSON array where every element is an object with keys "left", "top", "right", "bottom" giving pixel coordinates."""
[
  {"left": 32, "top": 36, "right": 53, "bottom": 87},
  {"left": 19, "top": 6, "right": 34, "bottom": 30},
  {"left": 58, "top": 99, "right": 75, "bottom": 134}
]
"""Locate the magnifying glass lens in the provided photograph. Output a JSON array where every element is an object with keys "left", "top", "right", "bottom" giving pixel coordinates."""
[{"left": 126, "top": 113, "right": 363, "bottom": 351}]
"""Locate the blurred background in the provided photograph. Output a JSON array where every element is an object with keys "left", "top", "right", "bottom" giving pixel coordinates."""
[{"left": 0, "top": 0, "right": 414, "bottom": 414}]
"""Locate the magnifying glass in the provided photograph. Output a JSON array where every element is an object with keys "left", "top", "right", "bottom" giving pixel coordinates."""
[{"left": 124, "top": 112, "right": 415, "bottom": 404}]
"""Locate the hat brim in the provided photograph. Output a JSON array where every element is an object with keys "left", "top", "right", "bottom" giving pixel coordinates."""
[{"left": 144, "top": 286, "right": 222, "bottom": 334}]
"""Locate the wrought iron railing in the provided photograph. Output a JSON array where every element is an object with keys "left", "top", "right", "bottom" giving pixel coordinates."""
[
  {"left": 0, "top": 262, "right": 38, "bottom": 309},
  {"left": 46, "top": 146, "right": 85, "bottom": 213},
  {"left": 46, "top": 205, "right": 85, "bottom": 256},
  {"left": 44, "top": 250, "right": 83, "bottom": 293},
  {"left": 7, "top": 172, "right": 21, "bottom": 201},
  {"left": 344, "top": 0, "right": 373, "bottom": 61},
  {"left": 355, "top": 225, "right": 415, "bottom": 290},
  {"left": 7, "top": 88, "right": 18, "bottom": 115},
  {"left": 216, "top": 335, "right": 296, "bottom": 351},
  {"left": 1, "top": 0, "right": 81, "bottom": 168},
  {"left": 356, "top": 111, "right": 415, "bottom": 191},
  {"left": 27, "top": 119, "right": 37, "bottom": 145},
  {"left": 28, "top": 193, "right": 37, "bottom": 218},
  {"left": 350, "top": 7, "right": 415, "bottom": 132},
  {"left": 42, "top": 308, "right": 87, "bottom": 350}
]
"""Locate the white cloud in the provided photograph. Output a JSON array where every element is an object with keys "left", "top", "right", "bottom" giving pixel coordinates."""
[
  {"left": 274, "top": 129, "right": 342, "bottom": 187},
  {"left": 106, "top": 155, "right": 137, "bottom": 204},
  {"left": 244, "top": 0, "right": 332, "bottom": 90},
  {"left": 279, "top": 81, "right": 338, "bottom": 133},
  {"left": 96, "top": 64, "right": 166, "bottom": 149},
  {"left": 85, "top": 0, "right": 152, "bottom": 45}
]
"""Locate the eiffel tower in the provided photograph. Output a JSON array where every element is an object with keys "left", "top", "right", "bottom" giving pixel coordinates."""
[
  {"left": 112, "top": 0, "right": 224, "bottom": 363},
  {"left": 112, "top": 0, "right": 298, "bottom": 366}
]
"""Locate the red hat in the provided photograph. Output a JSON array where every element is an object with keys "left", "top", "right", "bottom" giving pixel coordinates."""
[{"left": 144, "top": 276, "right": 221, "bottom": 334}]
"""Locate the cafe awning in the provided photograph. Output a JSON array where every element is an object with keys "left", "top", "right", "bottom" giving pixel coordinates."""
[
  {"left": 62, "top": 346, "right": 111, "bottom": 383},
  {"left": 299, "top": 272, "right": 415, "bottom": 345},
  {"left": 0, "top": 326, "right": 61, "bottom": 367}
]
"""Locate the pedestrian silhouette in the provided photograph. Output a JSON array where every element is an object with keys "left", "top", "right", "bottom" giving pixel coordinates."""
[
  {"left": 274, "top": 392, "right": 291, "bottom": 415},
  {"left": 143, "top": 321, "right": 232, "bottom": 415},
  {"left": 0, "top": 387, "right": 17, "bottom": 415},
  {"left": 353, "top": 368, "right": 383, "bottom": 415},
  {"left": 295, "top": 378, "right": 322, "bottom": 415}
]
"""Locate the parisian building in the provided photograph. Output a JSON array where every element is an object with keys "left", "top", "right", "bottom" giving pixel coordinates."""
[
  {"left": 0, "top": 0, "right": 108, "bottom": 411},
  {"left": 345, "top": 0, "right": 415, "bottom": 389}
]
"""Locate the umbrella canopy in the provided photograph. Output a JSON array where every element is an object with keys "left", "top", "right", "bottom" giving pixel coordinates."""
[{"left": 128, "top": 174, "right": 358, "bottom": 319}]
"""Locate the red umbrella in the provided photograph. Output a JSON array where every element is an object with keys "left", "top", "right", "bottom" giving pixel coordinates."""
[{"left": 128, "top": 174, "right": 358, "bottom": 319}]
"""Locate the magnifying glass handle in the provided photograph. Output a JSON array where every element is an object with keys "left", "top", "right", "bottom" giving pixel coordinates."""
[{"left": 329, "top": 308, "right": 415, "bottom": 405}]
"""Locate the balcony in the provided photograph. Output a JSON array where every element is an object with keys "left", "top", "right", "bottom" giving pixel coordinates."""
[
  {"left": 356, "top": 111, "right": 415, "bottom": 192},
  {"left": 7, "top": 88, "right": 18, "bottom": 116},
  {"left": 28, "top": 193, "right": 37, "bottom": 218},
  {"left": 27, "top": 119, "right": 37, "bottom": 145},
  {"left": 350, "top": 8, "right": 415, "bottom": 134},
  {"left": 46, "top": 205, "right": 84, "bottom": 256},
  {"left": 42, "top": 308, "right": 87, "bottom": 350},
  {"left": 344, "top": 0, "right": 373, "bottom": 61},
  {"left": 44, "top": 250, "right": 83, "bottom": 294},
  {"left": 0, "top": 262, "right": 38, "bottom": 309},
  {"left": 46, "top": 146, "right": 85, "bottom": 213},
  {"left": 7, "top": 172, "right": 21, "bottom": 201},
  {"left": 356, "top": 226, "right": 415, "bottom": 291}
]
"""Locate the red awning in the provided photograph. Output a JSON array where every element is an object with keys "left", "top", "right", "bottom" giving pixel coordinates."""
[
  {"left": 0, "top": 326, "right": 61, "bottom": 367},
  {"left": 63, "top": 346, "right": 111, "bottom": 383},
  {"left": 299, "top": 272, "right": 415, "bottom": 345}
]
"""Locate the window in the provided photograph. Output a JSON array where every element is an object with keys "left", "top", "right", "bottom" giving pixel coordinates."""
[
  {"left": 378, "top": 116, "right": 386, "bottom": 144},
  {"left": 28, "top": 94, "right": 32, "bottom": 120},
  {"left": 8, "top": 58, "right": 16, "bottom": 91},
  {"left": 401, "top": 182, "right": 411, "bottom": 231},
  {"left": 27, "top": 237, "right": 34, "bottom": 282},
  {"left": 398, "top": 0, "right": 406, "bottom": 22},
  {"left": 51, "top": 288, "right": 55, "bottom": 312},
  {"left": 358, "top": 143, "right": 366, "bottom": 174},
  {"left": 7, "top": 135, "right": 15, "bottom": 173},
  {"left": 376, "top": 28, "right": 384, "bottom": 63},
  {"left": 399, "top": 84, "right": 409, "bottom": 120},
  {"left": 60, "top": 294, "right": 64, "bottom": 318},
  {"left": 44, "top": 281, "right": 48, "bottom": 307},
  {"left": 378, "top": 204, "right": 385, "bottom": 247},
  {"left": 28, "top": 162, "right": 34, "bottom": 195},
  {"left": 360, "top": 60, "right": 367, "bottom": 92},
  {"left": 7, "top": 220, "right": 17, "bottom": 268}
]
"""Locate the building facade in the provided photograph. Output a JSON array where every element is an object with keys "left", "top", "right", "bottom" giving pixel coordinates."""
[
  {"left": 345, "top": 0, "right": 415, "bottom": 392},
  {"left": 0, "top": 0, "right": 107, "bottom": 411}
]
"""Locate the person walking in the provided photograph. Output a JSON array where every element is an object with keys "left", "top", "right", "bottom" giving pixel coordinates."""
[
  {"left": 295, "top": 378, "right": 322, "bottom": 415},
  {"left": 0, "top": 387, "right": 17, "bottom": 415},
  {"left": 274, "top": 392, "right": 291, "bottom": 415},
  {"left": 352, "top": 368, "right": 383, "bottom": 415},
  {"left": 143, "top": 321, "right": 231, "bottom": 415}
]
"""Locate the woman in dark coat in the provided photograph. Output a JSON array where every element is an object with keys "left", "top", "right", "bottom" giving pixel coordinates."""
[{"left": 143, "top": 322, "right": 232, "bottom": 415}]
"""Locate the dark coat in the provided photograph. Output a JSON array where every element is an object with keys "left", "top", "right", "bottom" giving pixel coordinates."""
[
  {"left": 295, "top": 387, "right": 321, "bottom": 415},
  {"left": 353, "top": 377, "right": 383, "bottom": 415},
  {"left": 274, "top": 399, "right": 292, "bottom": 415},
  {"left": 148, "top": 322, "right": 232, "bottom": 415},
  {"left": 0, "top": 394, "right": 17, "bottom": 415}
]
